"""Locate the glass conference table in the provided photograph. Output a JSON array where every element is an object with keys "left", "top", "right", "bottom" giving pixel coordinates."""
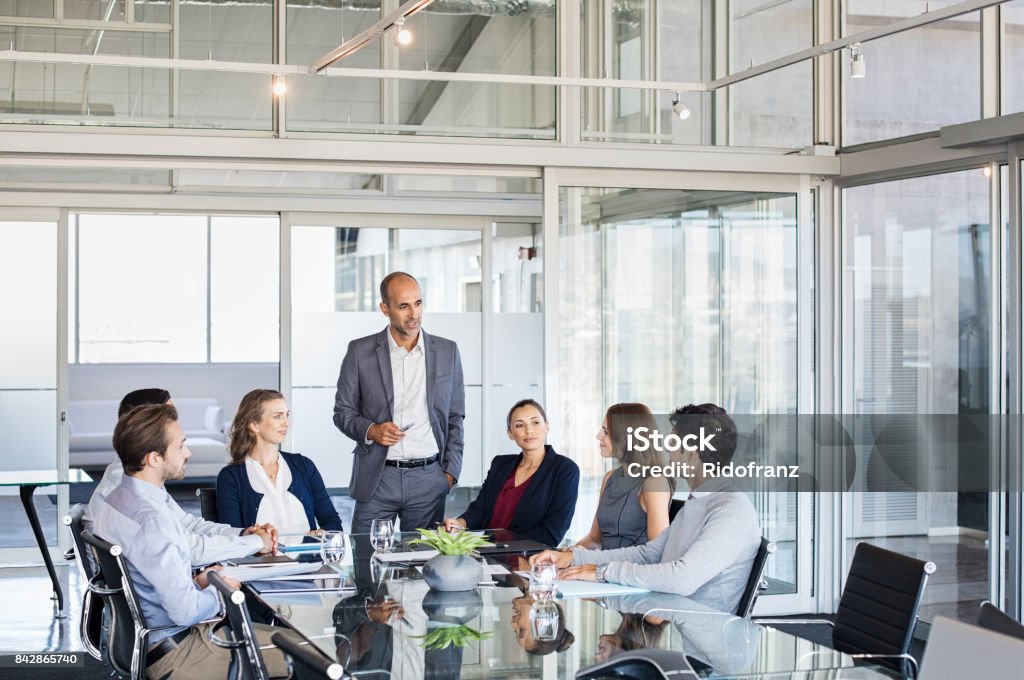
[
  {"left": 0, "top": 469, "right": 92, "bottom": 618},
  {"left": 247, "top": 534, "right": 902, "bottom": 680}
]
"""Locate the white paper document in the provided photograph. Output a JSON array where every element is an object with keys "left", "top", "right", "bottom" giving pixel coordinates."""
[
  {"left": 218, "top": 562, "right": 324, "bottom": 582},
  {"left": 374, "top": 550, "right": 439, "bottom": 563}
]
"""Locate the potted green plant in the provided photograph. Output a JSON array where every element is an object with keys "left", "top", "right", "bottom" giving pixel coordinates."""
[{"left": 408, "top": 528, "right": 493, "bottom": 592}]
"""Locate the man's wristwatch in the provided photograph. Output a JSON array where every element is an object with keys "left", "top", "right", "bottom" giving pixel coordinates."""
[{"left": 595, "top": 565, "right": 608, "bottom": 582}]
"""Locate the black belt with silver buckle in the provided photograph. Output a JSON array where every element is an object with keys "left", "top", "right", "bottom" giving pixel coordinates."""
[
  {"left": 384, "top": 454, "right": 439, "bottom": 469},
  {"left": 146, "top": 628, "right": 192, "bottom": 667}
]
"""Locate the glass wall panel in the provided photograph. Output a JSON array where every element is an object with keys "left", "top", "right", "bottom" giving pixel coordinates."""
[
  {"left": 134, "top": 0, "right": 169, "bottom": 24},
  {"left": 489, "top": 222, "right": 544, "bottom": 459},
  {"left": 1004, "top": 1, "right": 1024, "bottom": 114},
  {"left": 559, "top": 186, "right": 800, "bottom": 595},
  {"left": 0, "top": 219, "right": 58, "bottom": 548},
  {"left": 844, "top": 9, "right": 980, "bottom": 146},
  {"left": 843, "top": 168, "right": 992, "bottom": 622},
  {"left": 76, "top": 214, "right": 208, "bottom": 363},
  {"left": 730, "top": 0, "right": 813, "bottom": 147},
  {"left": 210, "top": 216, "right": 280, "bottom": 363},
  {"left": 290, "top": 225, "right": 485, "bottom": 502},
  {"left": 287, "top": 2, "right": 555, "bottom": 138},
  {"left": 0, "top": 1, "right": 53, "bottom": 18},
  {"left": 581, "top": 0, "right": 706, "bottom": 144}
]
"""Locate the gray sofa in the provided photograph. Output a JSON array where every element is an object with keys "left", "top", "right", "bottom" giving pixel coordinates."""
[{"left": 69, "top": 397, "right": 230, "bottom": 478}]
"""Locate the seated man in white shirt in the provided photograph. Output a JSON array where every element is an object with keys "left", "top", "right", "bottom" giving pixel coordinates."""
[
  {"left": 91, "top": 403, "right": 289, "bottom": 679},
  {"left": 86, "top": 388, "right": 276, "bottom": 564},
  {"left": 531, "top": 404, "right": 761, "bottom": 614}
]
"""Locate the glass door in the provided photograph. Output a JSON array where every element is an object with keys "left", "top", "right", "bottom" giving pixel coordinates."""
[
  {"left": 548, "top": 170, "right": 814, "bottom": 613},
  {"left": 841, "top": 168, "right": 995, "bottom": 623},
  {"left": 0, "top": 211, "right": 62, "bottom": 555}
]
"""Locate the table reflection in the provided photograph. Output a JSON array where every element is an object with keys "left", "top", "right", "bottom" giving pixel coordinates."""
[{"left": 249, "top": 535, "right": 899, "bottom": 679}]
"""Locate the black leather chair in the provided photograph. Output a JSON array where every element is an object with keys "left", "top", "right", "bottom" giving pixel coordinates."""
[
  {"left": 63, "top": 504, "right": 103, "bottom": 660},
  {"left": 978, "top": 601, "right": 1024, "bottom": 640},
  {"left": 208, "top": 571, "right": 270, "bottom": 680},
  {"left": 272, "top": 629, "right": 344, "bottom": 680},
  {"left": 759, "top": 541, "right": 935, "bottom": 677},
  {"left": 734, "top": 537, "right": 776, "bottom": 618},
  {"left": 81, "top": 529, "right": 183, "bottom": 679},
  {"left": 197, "top": 487, "right": 219, "bottom": 523},
  {"left": 668, "top": 499, "right": 686, "bottom": 522}
]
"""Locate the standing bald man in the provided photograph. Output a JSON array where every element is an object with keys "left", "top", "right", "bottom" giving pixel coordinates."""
[{"left": 333, "top": 272, "right": 465, "bottom": 533}]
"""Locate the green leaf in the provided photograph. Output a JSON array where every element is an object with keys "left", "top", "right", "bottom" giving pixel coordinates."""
[{"left": 406, "top": 528, "right": 494, "bottom": 556}]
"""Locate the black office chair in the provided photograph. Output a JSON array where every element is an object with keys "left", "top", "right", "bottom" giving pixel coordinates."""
[
  {"left": 63, "top": 504, "right": 103, "bottom": 660},
  {"left": 758, "top": 541, "right": 935, "bottom": 677},
  {"left": 978, "top": 601, "right": 1024, "bottom": 640},
  {"left": 208, "top": 571, "right": 271, "bottom": 680},
  {"left": 197, "top": 487, "right": 219, "bottom": 523},
  {"left": 81, "top": 529, "right": 184, "bottom": 679},
  {"left": 272, "top": 629, "right": 345, "bottom": 680},
  {"left": 734, "top": 537, "right": 776, "bottom": 618},
  {"left": 668, "top": 499, "right": 686, "bottom": 522}
]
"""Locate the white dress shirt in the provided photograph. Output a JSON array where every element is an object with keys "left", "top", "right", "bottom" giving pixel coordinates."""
[
  {"left": 385, "top": 329, "right": 437, "bottom": 460},
  {"left": 87, "top": 460, "right": 262, "bottom": 565},
  {"left": 245, "top": 455, "right": 310, "bottom": 534}
]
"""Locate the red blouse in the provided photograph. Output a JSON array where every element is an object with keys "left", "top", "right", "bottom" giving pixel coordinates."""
[{"left": 488, "top": 468, "right": 534, "bottom": 530}]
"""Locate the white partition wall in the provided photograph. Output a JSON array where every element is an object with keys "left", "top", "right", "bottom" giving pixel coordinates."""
[{"left": 0, "top": 220, "right": 59, "bottom": 474}]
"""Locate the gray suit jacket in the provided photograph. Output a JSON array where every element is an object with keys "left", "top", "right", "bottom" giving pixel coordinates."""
[{"left": 333, "top": 327, "right": 465, "bottom": 503}]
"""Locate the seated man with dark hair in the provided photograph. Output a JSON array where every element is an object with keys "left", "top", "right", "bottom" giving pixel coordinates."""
[
  {"left": 91, "top": 404, "right": 288, "bottom": 679},
  {"left": 87, "top": 388, "right": 275, "bottom": 565},
  {"left": 531, "top": 403, "right": 760, "bottom": 613}
]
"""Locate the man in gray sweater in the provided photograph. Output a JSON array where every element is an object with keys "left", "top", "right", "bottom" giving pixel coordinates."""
[{"left": 531, "top": 404, "right": 760, "bottom": 614}]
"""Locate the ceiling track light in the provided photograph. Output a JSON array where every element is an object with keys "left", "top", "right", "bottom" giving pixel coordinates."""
[
  {"left": 272, "top": 76, "right": 287, "bottom": 97},
  {"left": 849, "top": 43, "right": 866, "bottom": 79},
  {"left": 394, "top": 18, "right": 413, "bottom": 47},
  {"left": 671, "top": 92, "right": 691, "bottom": 121}
]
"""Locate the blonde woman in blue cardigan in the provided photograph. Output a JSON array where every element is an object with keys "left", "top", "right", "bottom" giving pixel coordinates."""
[{"left": 217, "top": 389, "right": 342, "bottom": 534}]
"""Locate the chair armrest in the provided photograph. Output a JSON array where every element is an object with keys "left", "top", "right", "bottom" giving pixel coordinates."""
[
  {"left": 209, "top": 627, "right": 243, "bottom": 650},
  {"left": 846, "top": 652, "right": 919, "bottom": 678},
  {"left": 755, "top": 617, "right": 835, "bottom": 628},
  {"left": 86, "top": 573, "right": 122, "bottom": 597}
]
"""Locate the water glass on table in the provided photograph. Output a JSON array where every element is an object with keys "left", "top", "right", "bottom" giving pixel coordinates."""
[
  {"left": 529, "top": 561, "right": 558, "bottom": 601},
  {"left": 321, "top": 530, "right": 346, "bottom": 564},
  {"left": 370, "top": 518, "right": 395, "bottom": 553}
]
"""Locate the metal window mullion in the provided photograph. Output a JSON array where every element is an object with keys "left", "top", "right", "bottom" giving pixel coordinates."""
[
  {"left": 170, "top": 0, "right": 179, "bottom": 124},
  {"left": 1008, "top": 143, "right": 1023, "bottom": 619},
  {"left": 981, "top": 6, "right": 1000, "bottom": 119},
  {"left": 989, "top": 159, "right": 1005, "bottom": 611},
  {"left": 206, "top": 215, "right": 212, "bottom": 363},
  {"left": 557, "top": 0, "right": 581, "bottom": 146},
  {"left": 57, "top": 208, "right": 70, "bottom": 550},
  {"left": 714, "top": 0, "right": 731, "bottom": 146},
  {"left": 273, "top": 0, "right": 286, "bottom": 138},
  {"left": 280, "top": 212, "right": 292, "bottom": 419},
  {"left": 813, "top": 0, "right": 839, "bottom": 145}
]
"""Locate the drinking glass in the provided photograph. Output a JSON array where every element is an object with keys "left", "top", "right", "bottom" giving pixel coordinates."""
[
  {"left": 320, "top": 530, "right": 346, "bottom": 564},
  {"left": 529, "top": 561, "right": 558, "bottom": 601},
  {"left": 529, "top": 600, "right": 560, "bottom": 642},
  {"left": 370, "top": 518, "right": 395, "bottom": 553}
]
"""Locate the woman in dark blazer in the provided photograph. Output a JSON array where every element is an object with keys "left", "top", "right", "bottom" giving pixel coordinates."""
[
  {"left": 217, "top": 389, "right": 342, "bottom": 534},
  {"left": 443, "top": 399, "right": 579, "bottom": 546}
]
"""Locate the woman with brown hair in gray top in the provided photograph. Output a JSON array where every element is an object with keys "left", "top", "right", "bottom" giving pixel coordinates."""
[{"left": 573, "top": 403, "right": 674, "bottom": 549}]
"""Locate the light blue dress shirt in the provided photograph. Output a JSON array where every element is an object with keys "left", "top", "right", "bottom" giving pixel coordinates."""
[
  {"left": 92, "top": 475, "right": 222, "bottom": 643},
  {"left": 86, "top": 461, "right": 262, "bottom": 565}
]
